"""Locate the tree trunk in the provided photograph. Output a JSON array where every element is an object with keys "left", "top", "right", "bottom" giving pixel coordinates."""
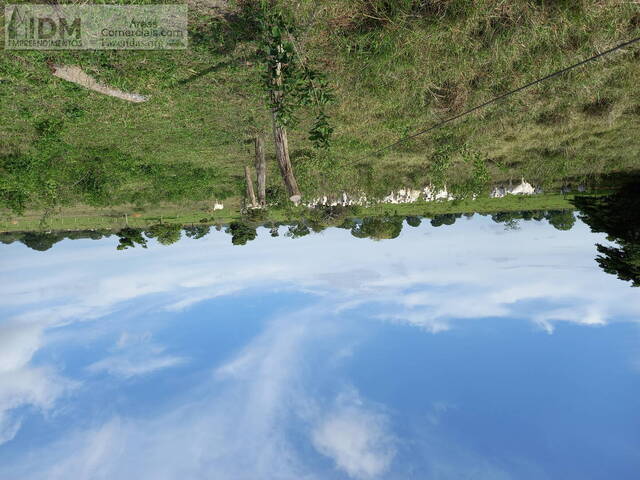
[
  {"left": 270, "top": 52, "right": 301, "bottom": 202},
  {"left": 244, "top": 165, "right": 257, "bottom": 208},
  {"left": 254, "top": 136, "right": 267, "bottom": 206},
  {"left": 271, "top": 117, "right": 301, "bottom": 200}
]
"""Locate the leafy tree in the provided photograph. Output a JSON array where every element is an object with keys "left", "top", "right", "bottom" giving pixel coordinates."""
[
  {"left": 116, "top": 228, "right": 148, "bottom": 250},
  {"left": 255, "top": 1, "right": 335, "bottom": 148},
  {"left": 266, "top": 222, "right": 281, "bottom": 237},
  {"left": 546, "top": 210, "right": 576, "bottom": 231},
  {"left": 226, "top": 221, "right": 258, "bottom": 246},
  {"left": 489, "top": 210, "right": 548, "bottom": 226},
  {"left": 286, "top": 222, "right": 311, "bottom": 238},
  {"left": 504, "top": 218, "right": 520, "bottom": 231},
  {"left": 248, "top": 1, "right": 336, "bottom": 200},
  {"left": 458, "top": 149, "right": 491, "bottom": 199},
  {"left": 351, "top": 216, "right": 403, "bottom": 240},
  {"left": 491, "top": 212, "right": 517, "bottom": 224},
  {"left": 430, "top": 214, "right": 458, "bottom": 227},
  {"left": 406, "top": 216, "right": 422, "bottom": 228},
  {"left": 184, "top": 225, "right": 211, "bottom": 240},
  {"left": 66, "top": 229, "right": 112, "bottom": 241},
  {"left": 531, "top": 211, "right": 546, "bottom": 221},
  {"left": 595, "top": 243, "right": 640, "bottom": 287},
  {"left": 573, "top": 181, "right": 640, "bottom": 287},
  {"left": 427, "top": 145, "right": 453, "bottom": 193},
  {"left": 20, "top": 232, "right": 64, "bottom": 252},
  {"left": 520, "top": 210, "right": 534, "bottom": 221},
  {"left": 0, "top": 231, "right": 24, "bottom": 245},
  {"left": 20, "top": 232, "right": 64, "bottom": 251},
  {"left": 337, "top": 218, "right": 357, "bottom": 230},
  {"left": 306, "top": 218, "right": 327, "bottom": 233},
  {"left": 145, "top": 224, "right": 182, "bottom": 246}
]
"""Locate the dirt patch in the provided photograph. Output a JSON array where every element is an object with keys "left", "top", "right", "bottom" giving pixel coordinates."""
[
  {"left": 433, "top": 80, "right": 468, "bottom": 113},
  {"left": 624, "top": 104, "right": 640, "bottom": 116},
  {"left": 535, "top": 108, "right": 566, "bottom": 126},
  {"left": 187, "top": 0, "right": 234, "bottom": 17},
  {"left": 582, "top": 97, "right": 614, "bottom": 117},
  {"left": 629, "top": 12, "right": 640, "bottom": 32},
  {"left": 51, "top": 65, "right": 149, "bottom": 103}
]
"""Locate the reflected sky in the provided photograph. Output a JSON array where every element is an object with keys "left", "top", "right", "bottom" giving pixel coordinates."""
[{"left": 1, "top": 216, "right": 639, "bottom": 479}]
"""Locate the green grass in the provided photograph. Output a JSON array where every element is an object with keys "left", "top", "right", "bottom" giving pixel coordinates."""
[
  {"left": 0, "top": 192, "right": 586, "bottom": 233},
  {"left": 1, "top": 0, "right": 639, "bottom": 220}
]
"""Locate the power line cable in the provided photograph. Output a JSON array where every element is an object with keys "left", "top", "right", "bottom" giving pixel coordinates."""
[{"left": 356, "top": 36, "right": 640, "bottom": 162}]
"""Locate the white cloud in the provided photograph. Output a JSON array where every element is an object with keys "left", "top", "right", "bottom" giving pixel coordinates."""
[
  {"left": 0, "top": 312, "right": 321, "bottom": 480},
  {"left": 0, "top": 322, "right": 42, "bottom": 374},
  {"left": 2, "top": 217, "right": 640, "bottom": 457},
  {"left": 0, "top": 321, "right": 75, "bottom": 446},
  {"left": 0, "top": 413, "right": 21, "bottom": 445},
  {"left": 0, "top": 307, "right": 396, "bottom": 480},
  {"left": 87, "top": 334, "right": 186, "bottom": 378},
  {"left": 3, "top": 219, "right": 640, "bottom": 339},
  {"left": 312, "top": 391, "right": 396, "bottom": 479},
  {"left": 116, "top": 331, "right": 151, "bottom": 349},
  {"left": 86, "top": 352, "right": 185, "bottom": 378},
  {"left": 381, "top": 310, "right": 452, "bottom": 333}
]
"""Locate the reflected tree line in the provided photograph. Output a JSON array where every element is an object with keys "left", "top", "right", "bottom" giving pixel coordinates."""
[
  {"left": 3, "top": 183, "right": 638, "bottom": 287},
  {"left": 3, "top": 193, "right": 639, "bottom": 288},
  {"left": 0, "top": 208, "right": 577, "bottom": 249},
  {"left": 227, "top": 209, "right": 577, "bottom": 243}
]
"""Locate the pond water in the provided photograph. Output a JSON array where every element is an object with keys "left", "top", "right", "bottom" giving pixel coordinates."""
[{"left": 0, "top": 215, "right": 638, "bottom": 479}]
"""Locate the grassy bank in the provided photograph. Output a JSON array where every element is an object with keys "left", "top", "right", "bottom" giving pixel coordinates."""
[
  {"left": 1, "top": 1, "right": 639, "bottom": 214},
  {"left": 0, "top": 192, "right": 587, "bottom": 233}
]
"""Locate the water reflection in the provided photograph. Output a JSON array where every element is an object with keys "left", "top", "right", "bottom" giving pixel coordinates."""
[{"left": 0, "top": 216, "right": 639, "bottom": 479}]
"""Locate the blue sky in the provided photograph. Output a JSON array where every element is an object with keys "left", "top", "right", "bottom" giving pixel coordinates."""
[{"left": 0, "top": 216, "right": 639, "bottom": 479}]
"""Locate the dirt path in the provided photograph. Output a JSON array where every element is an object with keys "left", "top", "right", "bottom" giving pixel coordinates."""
[{"left": 52, "top": 65, "right": 149, "bottom": 103}]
